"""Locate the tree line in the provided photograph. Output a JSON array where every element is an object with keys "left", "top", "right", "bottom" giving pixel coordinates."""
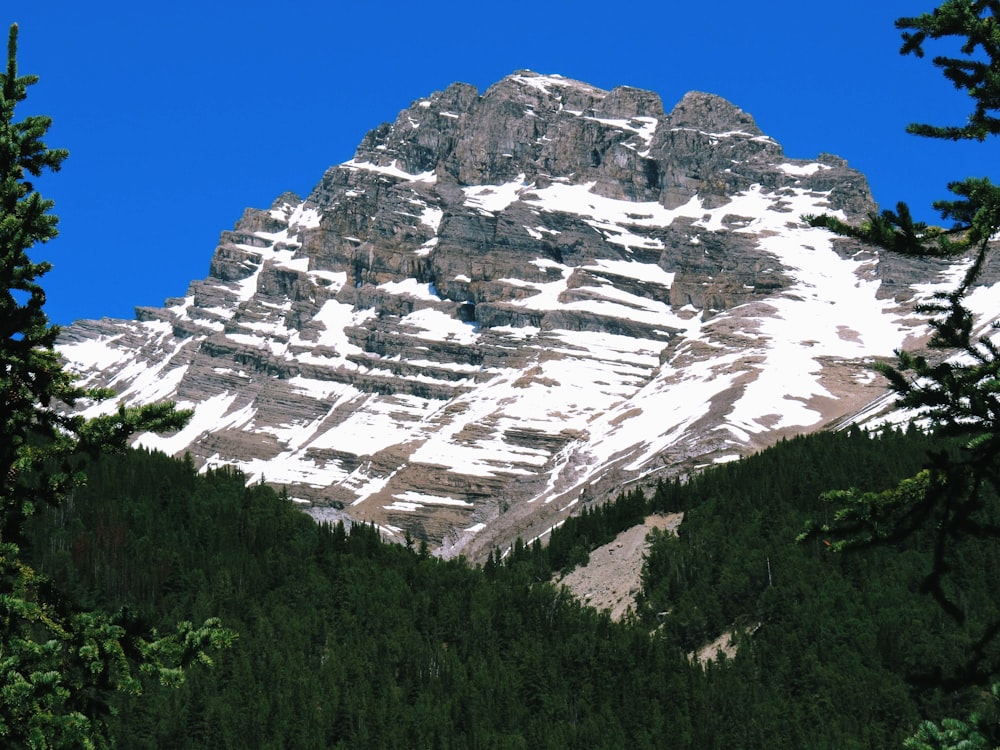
[{"left": 18, "top": 424, "right": 997, "bottom": 748}]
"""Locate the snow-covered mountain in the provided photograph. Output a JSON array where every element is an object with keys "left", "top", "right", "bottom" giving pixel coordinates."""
[{"left": 56, "top": 71, "right": 984, "bottom": 559}]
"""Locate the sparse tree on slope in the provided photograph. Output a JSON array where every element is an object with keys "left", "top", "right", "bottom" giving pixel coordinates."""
[
  {"left": 802, "top": 2, "right": 1000, "bottom": 746},
  {"left": 0, "top": 23, "right": 232, "bottom": 749}
]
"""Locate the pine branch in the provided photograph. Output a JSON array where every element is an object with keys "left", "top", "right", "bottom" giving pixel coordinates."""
[
  {"left": 898, "top": 1, "right": 1000, "bottom": 142},
  {"left": 804, "top": 202, "right": 964, "bottom": 257}
]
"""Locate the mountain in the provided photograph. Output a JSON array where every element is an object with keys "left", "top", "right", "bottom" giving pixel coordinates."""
[{"left": 55, "top": 71, "right": 985, "bottom": 559}]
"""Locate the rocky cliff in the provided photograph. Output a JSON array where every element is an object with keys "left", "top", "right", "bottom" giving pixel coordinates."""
[{"left": 57, "top": 71, "right": 982, "bottom": 560}]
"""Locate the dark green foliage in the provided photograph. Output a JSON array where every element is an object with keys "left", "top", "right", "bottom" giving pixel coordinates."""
[
  {"left": 804, "top": 5, "right": 1000, "bottom": 743},
  {"left": 25, "top": 448, "right": 702, "bottom": 749},
  {"left": 905, "top": 683, "right": 1000, "bottom": 749},
  {"left": 22, "top": 425, "right": 1000, "bottom": 748},
  {"left": 1, "top": 25, "right": 231, "bottom": 748},
  {"left": 639, "top": 427, "right": 1000, "bottom": 746},
  {"left": 641, "top": 427, "right": 942, "bottom": 649}
]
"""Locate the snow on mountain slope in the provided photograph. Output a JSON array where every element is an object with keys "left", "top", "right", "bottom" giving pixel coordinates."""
[{"left": 56, "top": 71, "right": 994, "bottom": 559}]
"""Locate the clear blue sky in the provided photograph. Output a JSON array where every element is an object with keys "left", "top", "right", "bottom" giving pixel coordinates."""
[{"left": 7, "top": 1, "right": 995, "bottom": 326}]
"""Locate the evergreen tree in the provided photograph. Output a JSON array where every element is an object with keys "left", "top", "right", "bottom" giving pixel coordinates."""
[
  {"left": 0, "top": 24, "right": 232, "bottom": 748},
  {"left": 802, "top": 2, "right": 1000, "bottom": 745}
]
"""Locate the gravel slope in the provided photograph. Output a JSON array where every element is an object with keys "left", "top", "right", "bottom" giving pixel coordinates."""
[{"left": 557, "top": 513, "right": 682, "bottom": 621}]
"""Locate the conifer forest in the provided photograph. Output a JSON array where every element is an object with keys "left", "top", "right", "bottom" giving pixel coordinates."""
[
  {"left": 16, "top": 427, "right": 1000, "bottom": 748},
  {"left": 6, "top": 2, "right": 1000, "bottom": 747}
]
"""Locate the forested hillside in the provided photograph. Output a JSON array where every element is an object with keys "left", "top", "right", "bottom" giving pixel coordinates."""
[{"left": 22, "top": 426, "right": 998, "bottom": 748}]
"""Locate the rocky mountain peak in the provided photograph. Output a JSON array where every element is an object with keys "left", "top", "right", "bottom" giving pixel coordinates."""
[
  {"left": 56, "top": 72, "right": 989, "bottom": 560},
  {"left": 664, "top": 91, "right": 764, "bottom": 136},
  {"left": 491, "top": 71, "right": 606, "bottom": 105},
  {"left": 595, "top": 84, "right": 667, "bottom": 121}
]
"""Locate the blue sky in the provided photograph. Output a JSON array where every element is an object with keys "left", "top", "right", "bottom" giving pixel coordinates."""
[{"left": 7, "top": 1, "right": 995, "bottom": 326}]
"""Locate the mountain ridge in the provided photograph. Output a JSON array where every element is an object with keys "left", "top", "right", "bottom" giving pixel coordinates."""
[{"left": 56, "top": 71, "right": 984, "bottom": 560}]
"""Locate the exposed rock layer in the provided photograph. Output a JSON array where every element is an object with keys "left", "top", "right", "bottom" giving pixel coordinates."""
[{"left": 57, "top": 71, "right": 983, "bottom": 560}]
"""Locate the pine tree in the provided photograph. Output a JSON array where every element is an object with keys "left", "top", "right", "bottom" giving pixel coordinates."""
[
  {"left": 801, "top": 2, "right": 1000, "bottom": 746},
  {"left": 803, "top": 0, "right": 1000, "bottom": 623},
  {"left": 0, "top": 24, "right": 232, "bottom": 748}
]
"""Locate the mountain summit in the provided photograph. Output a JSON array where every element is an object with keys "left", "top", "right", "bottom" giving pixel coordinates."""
[{"left": 57, "top": 71, "right": 978, "bottom": 558}]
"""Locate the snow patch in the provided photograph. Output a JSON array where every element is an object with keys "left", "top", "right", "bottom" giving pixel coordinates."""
[
  {"left": 341, "top": 159, "right": 437, "bottom": 182},
  {"left": 777, "top": 162, "right": 828, "bottom": 177},
  {"left": 463, "top": 175, "right": 530, "bottom": 214},
  {"left": 379, "top": 279, "right": 440, "bottom": 300}
]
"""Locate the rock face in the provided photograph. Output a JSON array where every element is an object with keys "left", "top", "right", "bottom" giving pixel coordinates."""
[{"left": 56, "top": 71, "right": 986, "bottom": 560}]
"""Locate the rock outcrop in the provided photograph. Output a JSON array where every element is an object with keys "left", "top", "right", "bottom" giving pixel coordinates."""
[{"left": 57, "top": 71, "right": 989, "bottom": 561}]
